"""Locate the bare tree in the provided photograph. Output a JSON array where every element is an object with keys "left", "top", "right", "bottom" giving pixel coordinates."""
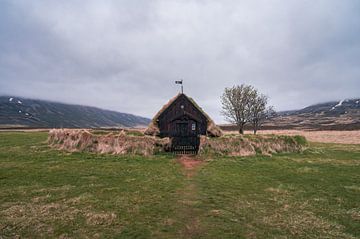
[
  {"left": 221, "top": 84, "right": 255, "bottom": 134},
  {"left": 250, "top": 93, "right": 266, "bottom": 134},
  {"left": 221, "top": 84, "right": 275, "bottom": 134},
  {"left": 251, "top": 95, "right": 275, "bottom": 134}
]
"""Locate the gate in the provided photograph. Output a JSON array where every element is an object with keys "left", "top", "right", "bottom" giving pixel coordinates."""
[
  {"left": 171, "top": 120, "right": 199, "bottom": 154},
  {"left": 172, "top": 136, "right": 200, "bottom": 154}
]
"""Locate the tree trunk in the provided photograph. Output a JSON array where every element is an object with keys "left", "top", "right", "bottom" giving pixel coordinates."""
[
  {"left": 238, "top": 124, "right": 245, "bottom": 134},
  {"left": 253, "top": 123, "right": 257, "bottom": 134}
]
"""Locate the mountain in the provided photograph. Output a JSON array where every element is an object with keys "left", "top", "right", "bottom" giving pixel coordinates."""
[
  {"left": 0, "top": 96, "right": 151, "bottom": 128},
  {"left": 279, "top": 99, "right": 360, "bottom": 116},
  {"left": 220, "top": 98, "right": 360, "bottom": 131},
  {"left": 270, "top": 98, "right": 360, "bottom": 130}
]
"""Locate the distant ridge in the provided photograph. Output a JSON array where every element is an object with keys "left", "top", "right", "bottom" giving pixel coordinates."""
[
  {"left": 266, "top": 98, "right": 360, "bottom": 130},
  {"left": 220, "top": 98, "right": 360, "bottom": 131},
  {"left": 0, "top": 96, "right": 150, "bottom": 128},
  {"left": 279, "top": 98, "right": 360, "bottom": 116}
]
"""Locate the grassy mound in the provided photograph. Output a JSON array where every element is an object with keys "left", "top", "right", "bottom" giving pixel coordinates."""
[
  {"left": 49, "top": 129, "right": 306, "bottom": 156},
  {"left": 199, "top": 134, "right": 307, "bottom": 156},
  {"left": 48, "top": 129, "right": 169, "bottom": 156}
]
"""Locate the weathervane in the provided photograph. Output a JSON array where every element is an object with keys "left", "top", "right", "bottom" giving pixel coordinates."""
[{"left": 175, "top": 79, "right": 183, "bottom": 94}]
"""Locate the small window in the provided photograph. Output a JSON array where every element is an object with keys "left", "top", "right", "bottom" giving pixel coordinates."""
[{"left": 191, "top": 123, "right": 196, "bottom": 131}]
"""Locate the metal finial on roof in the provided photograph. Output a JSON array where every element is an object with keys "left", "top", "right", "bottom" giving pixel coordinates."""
[{"left": 175, "top": 79, "right": 183, "bottom": 94}]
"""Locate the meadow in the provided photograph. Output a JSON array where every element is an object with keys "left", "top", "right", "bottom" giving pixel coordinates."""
[{"left": 1, "top": 132, "right": 360, "bottom": 238}]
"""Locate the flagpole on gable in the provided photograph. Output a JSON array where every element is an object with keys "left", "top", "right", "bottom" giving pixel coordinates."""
[{"left": 175, "top": 79, "right": 183, "bottom": 94}]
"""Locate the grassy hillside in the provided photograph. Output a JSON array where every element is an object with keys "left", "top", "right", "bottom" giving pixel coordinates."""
[
  {"left": 1, "top": 132, "right": 360, "bottom": 238},
  {"left": 0, "top": 96, "right": 150, "bottom": 128}
]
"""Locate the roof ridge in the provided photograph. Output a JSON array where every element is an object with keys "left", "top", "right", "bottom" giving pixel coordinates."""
[{"left": 145, "top": 93, "right": 223, "bottom": 137}]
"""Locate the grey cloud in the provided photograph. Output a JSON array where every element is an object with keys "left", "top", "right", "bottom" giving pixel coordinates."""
[{"left": 1, "top": 0, "right": 360, "bottom": 123}]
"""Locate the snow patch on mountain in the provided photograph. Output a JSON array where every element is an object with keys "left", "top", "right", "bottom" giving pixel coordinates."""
[
  {"left": 335, "top": 100, "right": 344, "bottom": 107},
  {"left": 330, "top": 99, "right": 344, "bottom": 111}
]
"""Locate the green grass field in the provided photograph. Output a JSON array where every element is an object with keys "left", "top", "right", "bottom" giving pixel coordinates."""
[{"left": 1, "top": 132, "right": 360, "bottom": 238}]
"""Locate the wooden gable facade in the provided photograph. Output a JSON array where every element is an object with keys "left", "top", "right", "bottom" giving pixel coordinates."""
[
  {"left": 145, "top": 93, "right": 222, "bottom": 154},
  {"left": 157, "top": 94, "right": 208, "bottom": 138}
]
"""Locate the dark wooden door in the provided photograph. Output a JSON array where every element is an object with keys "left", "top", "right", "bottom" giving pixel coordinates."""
[
  {"left": 172, "top": 120, "right": 199, "bottom": 154},
  {"left": 176, "top": 122, "right": 188, "bottom": 136}
]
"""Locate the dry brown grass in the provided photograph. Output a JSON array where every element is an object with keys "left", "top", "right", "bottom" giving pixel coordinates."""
[
  {"left": 49, "top": 129, "right": 304, "bottom": 157},
  {"left": 199, "top": 134, "right": 305, "bottom": 156},
  {"left": 259, "top": 191, "right": 356, "bottom": 239},
  {"left": 224, "top": 130, "right": 360, "bottom": 144},
  {"left": 262, "top": 209, "right": 354, "bottom": 238},
  {"left": 1, "top": 195, "right": 119, "bottom": 238},
  {"left": 85, "top": 212, "right": 117, "bottom": 226},
  {"left": 48, "top": 129, "right": 170, "bottom": 156}
]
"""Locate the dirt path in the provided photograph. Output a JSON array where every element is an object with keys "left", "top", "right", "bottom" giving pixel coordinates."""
[
  {"left": 177, "top": 155, "right": 204, "bottom": 178},
  {"left": 176, "top": 155, "right": 205, "bottom": 238}
]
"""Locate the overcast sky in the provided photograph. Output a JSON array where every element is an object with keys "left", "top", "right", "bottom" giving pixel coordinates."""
[{"left": 1, "top": 0, "right": 359, "bottom": 123}]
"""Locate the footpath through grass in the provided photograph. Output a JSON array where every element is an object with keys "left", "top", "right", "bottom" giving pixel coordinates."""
[{"left": 0, "top": 132, "right": 360, "bottom": 238}]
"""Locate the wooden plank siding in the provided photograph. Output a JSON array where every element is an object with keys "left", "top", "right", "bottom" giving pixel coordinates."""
[
  {"left": 155, "top": 94, "right": 208, "bottom": 153},
  {"left": 157, "top": 94, "right": 208, "bottom": 138}
]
